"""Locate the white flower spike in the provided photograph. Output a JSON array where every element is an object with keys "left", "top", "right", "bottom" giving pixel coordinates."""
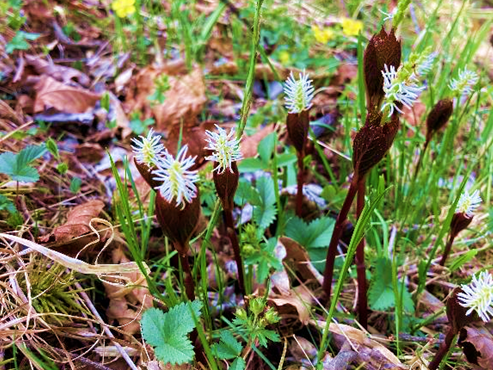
[
  {"left": 449, "top": 68, "right": 478, "bottom": 96},
  {"left": 153, "top": 145, "right": 199, "bottom": 208},
  {"left": 381, "top": 64, "right": 425, "bottom": 117},
  {"left": 131, "top": 128, "right": 164, "bottom": 166},
  {"left": 458, "top": 271, "right": 493, "bottom": 322},
  {"left": 456, "top": 189, "right": 482, "bottom": 217},
  {"left": 205, "top": 124, "right": 243, "bottom": 174},
  {"left": 284, "top": 70, "right": 315, "bottom": 114}
]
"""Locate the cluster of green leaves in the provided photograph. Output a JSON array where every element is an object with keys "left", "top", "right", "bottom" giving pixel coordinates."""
[
  {"left": 141, "top": 301, "right": 202, "bottom": 365},
  {"left": 233, "top": 298, "right": 280, "bottom": 347}
]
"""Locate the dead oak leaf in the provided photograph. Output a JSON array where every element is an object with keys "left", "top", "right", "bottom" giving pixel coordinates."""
[{"left": 34, "top": 75, "right": 101, "bottom": 113}]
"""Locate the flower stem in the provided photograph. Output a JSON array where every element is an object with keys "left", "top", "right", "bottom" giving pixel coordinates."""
[
  {"left": 439, "top": 232, "right": 457, "bottom": 267},
  {"left": 322, "top": 177, "right": 359, "bottom": 298},
  {"left": 224, "top": 209, "right": 246, "bottom": 296},
  {"left": 175, "top": 242, "right": 195, "bottom": 301},
  {"left": 356, "top": 179, "right": 368, "bottom": 329},
  {"left": 413, "top": 139, "right": 430, "bottom": 182},
  {"left": 428, "top": 329, "right": 457, "bottom": 370},
  {"left": 296, "top": 152, "right": 304, "bottom": 217}
]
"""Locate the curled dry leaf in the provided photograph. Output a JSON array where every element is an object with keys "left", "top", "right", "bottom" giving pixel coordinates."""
[
  {"left": 25, "top": 55, "right": 90, "bottom": 86},
  {"left": 34, "top": 75, "right": 101, "bottom": 114},
  {"left": 279, "top": 237, "right": 322, "bottom": 284},
  {"left": 39, "top": 199, "right": 106, "bottom": 256},
  {"left": 269, "top": 285, "right": 313, "bottom": 325},
  {"left": 459, "top": 326, "right": 493, "bottom": 369},
  {"left": 311, "top": 320, "right": 406, "bottom": 370},
  {"left": 104, "top": 244, "right": 153, "bottom": 336}
]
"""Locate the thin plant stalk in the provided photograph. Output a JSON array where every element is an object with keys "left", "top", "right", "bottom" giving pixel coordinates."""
[
  {"left": 322, "top": 177, "right": 359, "bottom": 297},
  {"left": 355, "top": 179, "right": 368, "bottom": 329},
  {"left": 428, "top": 330, "right": 457, "bottom": 370},
  {"left": 296, "top": 152, "right": 304, "bottom": 217},
  {"left": 224, "top": 209, "right": 246, "bottom": 295},
  {"left": 439, "top": 232, "right": 456, "bottom": 266},
  {"left": 413, "top": 139, "right": 431, "bottom": 182},
  {"left": 175, "top": 242, "right": 195, "bottom": 301}
]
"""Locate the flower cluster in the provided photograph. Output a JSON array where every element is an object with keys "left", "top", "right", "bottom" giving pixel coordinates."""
[
  {"left": 132, "top": 130, "right": 199, "bottom": 208},
  {"left": 312, "top": 25, "right": 334, "bottom": 44},
  {"left": 458, "top": 271, "right": 493, "bottom": 322},
  {"left": 153, "top": 146, "right": 199, "bottom": 209},
  {"left": 449, "top": 68, "right": 478, "bottom": 96},
  {"left": 456, "top": 189, "right": 482, "bottom": 217},
  {"left": 111, "top": 0, "right": 136, "bottom": 18},
  {"left": 381, "top": 64, "right": 425, "bottom": 116},
  {"left": 131, "top": 128, "right": 164, "bottom": 166},
  {"left": 284, "top": 71, "right": 315, "bottom": 114},
  {"left": 341, "top": 18, "right": 363, "bottom": 37},
  {"left": 205, "top": 125, "right": 242, "bottom": 174}
]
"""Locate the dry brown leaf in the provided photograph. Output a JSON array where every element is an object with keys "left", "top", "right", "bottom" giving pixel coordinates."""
[
  {"left": 104, "top": 245, "right": 153, "bottom": 336},
  {"left": 39, "top": 200, "right": 105, "bottom": 255},
  {"left": 34, "top": 75, "right": 101, "bottom": 113},
  {"left": 240, "top": 124, "right": 276, "bottom": 159},
  {"left": 25, "top": 55, "right": 90, "bottom": 86},
  {"left": 459, "top": 326, "right": 493, "bottom": 369},
  {"left": 269, "top": 285, "right": 313, "bottom": 325},
  {"left": 280, "top": 237, "right": 322, "bottom": 284}
]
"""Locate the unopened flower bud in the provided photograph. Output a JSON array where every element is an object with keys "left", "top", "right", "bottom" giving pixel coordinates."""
[
  {"left": 235, "top": 307, "right": 247, "bottom": 321},
  {"left": 213, "top": 161, "right": 239, "bottom": 211},
  {"left": 249, "top": 298, "right": 264, "bottom": 316},
  {"left": 352, "top": 111, "right": 399, "bottom": 180},
  {"left": 363, "top": 27, "right": 401, "bottom": 111},
  {"left": 426, "top": 98, "right": 454, "bottom": 142},
  {"left": 264, "top": 307, "right": 280, "bottom": 324}
]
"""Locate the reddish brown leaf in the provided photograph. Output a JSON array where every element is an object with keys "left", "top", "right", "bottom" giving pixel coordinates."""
[
  {"left": 34, "top": 76, "right": 101, "bottom": 113},
  {"left": 459, "top": 326, "right": 493, "bottom": 369}
]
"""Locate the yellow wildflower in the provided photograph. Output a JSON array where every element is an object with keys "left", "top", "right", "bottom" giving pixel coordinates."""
[
  {"left": 311, "top": 25, "right": 334, "bottom": 44},
  {"left": 111, "top": 0, "right": 136, "bottom": 18},
  {"left": 341, "top": 18, "right": 363, "bottom": 37},
  {"left": 279, "top": 50, "right": 290, "bottom": 65}
]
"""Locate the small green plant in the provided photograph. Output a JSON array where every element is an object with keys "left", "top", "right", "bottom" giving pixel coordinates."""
[
  {"left": 141, "top": 301, "right": 202, "bottom": 365},
  {"left": 6, "top": 30, "right": 40, "bottom": 54},
  {"left": 0, "top": 144, "right": 47, "bottom": 182},
  {"left": 129, "top": 113, "right": 155, "bottom": 135},
  {"left": 148, "top": 74, "right": 170, "bottom": 105},
  {"left": 211, "top": 330, "right": 245, "bottom": 370},
  {"left": 245, "top": 238, "right": 283, "bottom": 283},
  {"left": 233, "top": 298, "right": 280, "bottom": 347}
]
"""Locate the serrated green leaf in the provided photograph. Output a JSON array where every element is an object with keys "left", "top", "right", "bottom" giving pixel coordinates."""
[
  {"left": 162, "top": 301, "right": 202, "bottom": 338},
  {"left": 10, "top": 166, "right": 39, "bottom": 182},
  {"left": 285, "top": 216, "right": 335, "bottom": 248},
  {"left": 253, "top": 176, "right": 277, "bottom": 229},
  {"left": 230, "top": 357, "right": 246, "bottom": 370},
  {"left": 368, "top": 257, "right": 414, "bottom": 313},
  {"left": 276, "top": 152, "right": 297, "bottom": 167},
  {"left": 212, "top": 330, "right": 242, "bottom": 360},
  {"left": 16, "top": 145, "right": 46, "bottom": 168},
  {"left": 141, "top": 301, "right": 202, "bottom": 365},
  {"left": 0, "top": 152, "right": 17, "bottom": 176}
]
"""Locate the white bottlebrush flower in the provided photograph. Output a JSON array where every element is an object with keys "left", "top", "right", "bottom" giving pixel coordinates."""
[
  {"left": 284, "top": 70, "right": 315, "bottom": 114},
  {"left": 205, "top": 124, "right": 243, "bottom": 174},
  {"left": 449, "top": 68, "right": 478, "bottom": 96},
  {"left": 456, "top": 189, "right": 482, "bottom": 217},
  {"left": 131, "top": 128, "right": 165, "bottom": 166},
  {"left": 458, "top": 271, "right": 493, "bottom": 322},
  {"left": 416, "top": 52, "right": 437, "bottom": 76},
  {"left": 153, "top": 145, "right": 199, "bottom": 208},
  {"left": 381, "top": 64, "right": 425, "bottom": 117}
]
